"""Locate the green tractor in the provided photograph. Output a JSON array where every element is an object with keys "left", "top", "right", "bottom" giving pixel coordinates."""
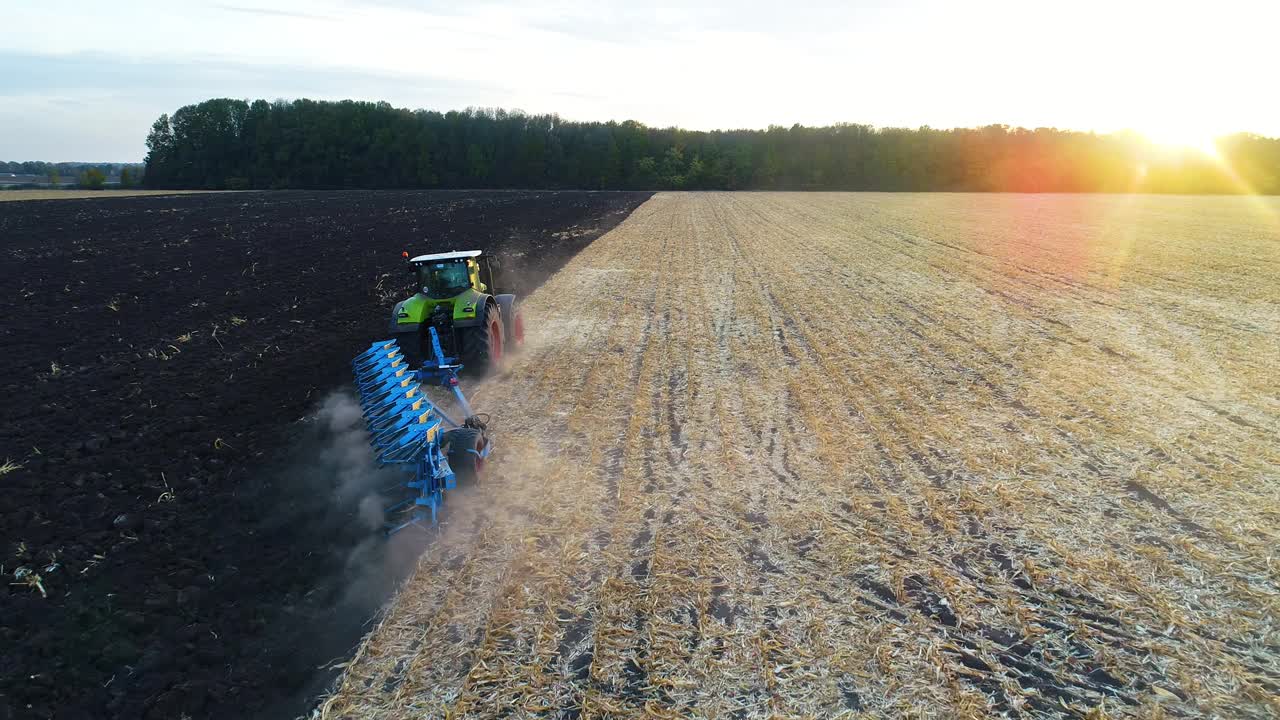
[{"left": 390, "top": 250, "right": 524, "bottom": 375}]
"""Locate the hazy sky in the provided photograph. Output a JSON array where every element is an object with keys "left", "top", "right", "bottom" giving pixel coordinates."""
[{"left": 3, "top": 0, "right": 1277, "bottom": 161}]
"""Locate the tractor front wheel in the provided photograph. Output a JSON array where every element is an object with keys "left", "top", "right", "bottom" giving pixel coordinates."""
[
  {"left": 443, "top": 427, "right": 487, "bottom": 483},
  {"left": 460, "top": 304, "right": 504, "bottom": 375}
]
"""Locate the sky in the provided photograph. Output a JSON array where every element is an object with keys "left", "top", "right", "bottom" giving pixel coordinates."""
[{"left": 2, "top": 0, "right": 1277, "bottom": 161}]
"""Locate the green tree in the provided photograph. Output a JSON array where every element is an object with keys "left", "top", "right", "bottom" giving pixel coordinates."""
[
  {"left": 633, "top": 156, "right": 659, "bottom": 188},
  {"left": 78, "top": 168, "right": 106, "bottom": 190},
  {"left": 47, "top": 168, "right": 60, "bottom": 186},
  {"left": 660, "top": 146, "right": 686, "bottom": 188},
  {"left": 120, "top": 168, "right": 135, "bottom": 188},
  {"left": 143, "top": 114, "right": 175, "bottom": 187}
]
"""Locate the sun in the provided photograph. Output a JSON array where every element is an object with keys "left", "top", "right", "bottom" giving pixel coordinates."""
[{"left": 1140, "top": 122, "right": 1222, "bottom": 157}]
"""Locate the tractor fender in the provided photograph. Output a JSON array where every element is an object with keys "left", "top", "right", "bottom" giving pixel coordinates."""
[
  {"left": 389, "top": 299, "right": 418, "bottom": 334},
  {"left": 454, "top": 295, "right": 495, "bottom": 329},
  {"left": 391, "top": 294, "right": 434, "bottom": 333},
  {"left": 495, "top": 294, "right": 518, "bottom": 338}
]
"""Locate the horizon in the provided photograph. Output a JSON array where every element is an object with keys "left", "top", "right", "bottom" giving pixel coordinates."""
[
  {"left": 8, "top": 108, "right": 1278, "bottom": 166},
  {"left": 3, "top": 0, "right": 1278, "bottom": 161}
]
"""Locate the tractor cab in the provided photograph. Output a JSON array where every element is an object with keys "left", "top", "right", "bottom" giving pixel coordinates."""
[
  {"left": 409, "top": 250, "right": 489, "bottom": 298},
  {"left": 418, "top": 260, "right": 471, "bottom": 298}
]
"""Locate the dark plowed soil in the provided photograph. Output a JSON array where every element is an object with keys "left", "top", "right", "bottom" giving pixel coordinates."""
[{"left": 0, "top": 190, "right": 651, "bottom": 720}]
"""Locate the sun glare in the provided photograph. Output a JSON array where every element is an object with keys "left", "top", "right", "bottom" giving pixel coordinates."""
[{"left": 1140, "top": 123, "right": 1222, "bottom": 157}]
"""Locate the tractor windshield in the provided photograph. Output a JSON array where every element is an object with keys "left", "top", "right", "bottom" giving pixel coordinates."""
[{"left": 418, "top": 261, "right": 472, "bottom": 299}]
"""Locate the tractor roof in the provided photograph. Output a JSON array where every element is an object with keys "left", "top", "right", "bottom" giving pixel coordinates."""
[{"left": 409, "top": 250, "right": 481, "bottom": 263}]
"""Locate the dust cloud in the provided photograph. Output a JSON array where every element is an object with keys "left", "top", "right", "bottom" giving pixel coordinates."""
[
  {"left": 254, "top": 390, "right": 429, "bottom": 719},
  {"left": 311, "top": 390, "right": 424, "bottom": 601},
  {"left": 278, "top": 386, "right": 545, "bottom": 717}
]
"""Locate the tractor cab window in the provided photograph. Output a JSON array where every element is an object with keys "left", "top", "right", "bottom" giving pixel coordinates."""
[{"left": 419, "top": 261, "right": 472, "bottom": 298}]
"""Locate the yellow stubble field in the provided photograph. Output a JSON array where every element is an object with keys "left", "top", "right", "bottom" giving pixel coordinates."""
[{"left": 323, "top": 192, "right": 1279, "bottom": 719}]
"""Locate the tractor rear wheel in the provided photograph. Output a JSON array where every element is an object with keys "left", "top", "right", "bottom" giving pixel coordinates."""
[
  {"left": 512, "top": 309, "right": 525, "bottom": 349},
  {"left": 496, "top": 294, "right": 525, "bottom": 351},
  {"left": 443, "top": 427, "right": 487, "bottom": 483},
  {"left": 460, "top": 304, "right": 504, "bottom": 375}
]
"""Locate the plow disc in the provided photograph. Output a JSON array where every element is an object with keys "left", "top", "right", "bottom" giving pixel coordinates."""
[{"left": 351, "top": 328, "right": 489, "bottom": 534}]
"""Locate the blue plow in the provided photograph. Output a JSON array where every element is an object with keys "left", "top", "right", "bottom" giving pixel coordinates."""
[{"left": 351, "top": 327, "right": 490, "bottom": 535}]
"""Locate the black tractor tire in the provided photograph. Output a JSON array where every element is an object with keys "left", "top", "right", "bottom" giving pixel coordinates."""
[
  {"left": 511, "top": 308, "right": 525, "bottom": 350},
  {"left": 459, "top": 304, "right": 505, "bottom": 375},
  {"left": 495, "top": 294, "right": 525, "bottom": 351},
  {"left": 443, "top": 427, "right": 487, "bottom": 483}
]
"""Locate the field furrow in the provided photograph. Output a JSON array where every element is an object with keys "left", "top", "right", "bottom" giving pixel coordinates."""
[{"left": 323, "top": 192, "right": 1279, "bottom": 719}]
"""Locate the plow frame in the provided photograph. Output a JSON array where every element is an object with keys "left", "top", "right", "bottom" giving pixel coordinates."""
[{"left": 352, "top": 328, "right": 490, "bottom": 535}]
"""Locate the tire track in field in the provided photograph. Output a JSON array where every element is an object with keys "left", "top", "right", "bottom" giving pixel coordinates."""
[
  {"left": 706, "top": 196, "right": 1112, "bottom": 713},
  {"left": 706, "top": 193, "right": 1274, "bottom": 712},
  {"left": 738, "top": 194, "right": 1273, "bottom": 544},
  {"left": 716, "top": 192, "right": 1274, "bottom": 707},
  {"left": 737, "top": 193, "right": 1274, "bottom": 712}
]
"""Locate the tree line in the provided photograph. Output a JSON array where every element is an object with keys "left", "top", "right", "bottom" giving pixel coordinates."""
[
  {"left": 0, "top": 161, "right": 145, "bottom": 189},
  {"left": 143, "top": 98, "right": 1280, "bottom": 194},
  {"left": 1, "top": 161, "right": 142, "bottom": 177}
]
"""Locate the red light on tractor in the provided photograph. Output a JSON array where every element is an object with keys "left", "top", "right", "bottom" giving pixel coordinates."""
[{"left": 401, "top": 251, "right": 409, "bottom": 259}]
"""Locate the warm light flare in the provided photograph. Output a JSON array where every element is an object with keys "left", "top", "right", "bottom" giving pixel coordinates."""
[{"left": 1140, "top": 123, "right": 1222, "bottom": 157}]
